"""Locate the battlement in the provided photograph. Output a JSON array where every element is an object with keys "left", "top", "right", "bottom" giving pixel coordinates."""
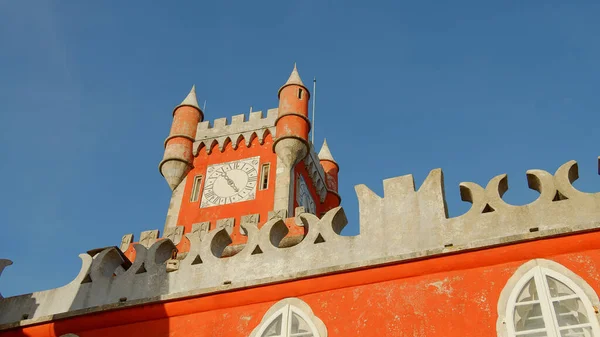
[
  {"left": 193, "top": 109, "right": 278, "bottom": 155},
  {"left": 3, "top": 159, "right": 600, "bottom": 329},
  {"left": 123, "top": 209, "right": 307, "bottom": 258}
]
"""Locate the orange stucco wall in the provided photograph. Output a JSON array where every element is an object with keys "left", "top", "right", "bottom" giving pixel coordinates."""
[
  {"left": 9, "top": 230, "right": 600, "bottom": 337},
  {"left": 177, "top": 133, "right": 278, "bottom": 245}
]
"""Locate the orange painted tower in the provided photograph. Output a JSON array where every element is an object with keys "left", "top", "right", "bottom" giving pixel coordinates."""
[
  {"left": 273, "top": 63, "right": 311, "bottom": 213},
  {"left": 159, "top": 86, "right": 204, "bottom": 190},
  {"left": 157, "top": 64, "right": 340, "bottom": 250},
  {"left": 318, "top": 139, "right": 341, "bottom": 215}
]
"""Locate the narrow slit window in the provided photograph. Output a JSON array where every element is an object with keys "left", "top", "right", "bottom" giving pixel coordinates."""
[
  {"left": 260, "top": 163, "right": 270, "bottom": 190},
  {"left": 298, "top": 88, "right": 303, "bottom": 99},
  {"left": 190, "top": 175, "right": 203, "bottom": 202}
]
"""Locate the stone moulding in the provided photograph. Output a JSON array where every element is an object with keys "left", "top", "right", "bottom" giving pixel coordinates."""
[
  {"left": 304, "top": 143, "right": 328, "bottom": 202},
  {"left": 192, "top": 109, "right": 278, "bottom": 155},
  {"left": 2, "top": 159, "right": 600, "bottom": 328}
]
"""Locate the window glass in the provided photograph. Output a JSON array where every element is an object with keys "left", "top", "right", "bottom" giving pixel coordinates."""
[
  {"left": 559, "top": 326, "right": 593, "bottom": 337},
  {"left": 260, "top": 163, "right": 270, "bottom": 191},
  {"left": 547, "top": 276, "right": 576, "bottom": 298},
  {"left": 507, "top": 267, "right": 600, "bottom": 337},
  {"left": 262, "top": 314, "right": 283, "bottom": 337},
  {"left": 290, "top": 312, "right": 313, "bottom": 337},
  {"left": 258, "top": 304, "right": 320, "bottom": 337}
]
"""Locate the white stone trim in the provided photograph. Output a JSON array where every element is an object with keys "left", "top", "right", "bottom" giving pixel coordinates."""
[
  {"left": 304, "top": 143, "right": 327, "bottom": 203},
  {"left": 497, "top": 259, "right": 600, "bottom": 337},
  {"left": 163, "top": 176, "right": 187, "bottom": 233}
]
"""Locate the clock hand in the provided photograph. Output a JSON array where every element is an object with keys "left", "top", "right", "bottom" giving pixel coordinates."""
[{"left": 219, "top": 170, "right": 239, "bottom": 192}]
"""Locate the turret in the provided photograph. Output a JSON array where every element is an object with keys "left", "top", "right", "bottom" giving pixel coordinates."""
[
  {"left": 318, "top": 139, "right": 341, "bottom": 211},
  {"left": 273, "top": 64, "right": 311, "bottom": 212},
  {"left": 159, "top": 86, "right": 204, "bottom": 190}
]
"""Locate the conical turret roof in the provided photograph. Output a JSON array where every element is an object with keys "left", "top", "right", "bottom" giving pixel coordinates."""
[
  {"left": 285, "top": 63, "right": 305, "bottom": 87},
  {"left": 278, "top": 63, "right": 309, "bottom": 97},
  {"left": 173, "top": 85, "right": 202, "bottom": 114},
  {"left": 318, "top": 139, "right": 337, "bottom": 164}
]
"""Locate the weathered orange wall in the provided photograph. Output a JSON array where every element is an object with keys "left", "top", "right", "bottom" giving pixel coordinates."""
[
  {"left": 9, "top": 230, "right": 600, "bottom": 337},
  {"left": 177, "top": 133, "right": 278, "bottom": 245}
]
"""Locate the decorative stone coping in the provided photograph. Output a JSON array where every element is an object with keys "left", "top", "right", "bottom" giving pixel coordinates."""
[
  {"left": 2, "top": 159, "right": 600, "bottom": 329},
  {"left": 192, "top": 109, "right": 278, "bottom": 155}
]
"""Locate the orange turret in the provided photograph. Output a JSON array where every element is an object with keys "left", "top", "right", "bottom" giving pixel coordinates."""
[
  {"left": 273, "top": 64, "right": 312, "bottom": 212},
  {"left": 274, "top": 63, "right": 311, "bottom": 158},
  {"left": 318, "top": 139, "right": 341, "bottom": 213},
  {"left": 159, "top": 86, "right": 204, "bottom": 190}
]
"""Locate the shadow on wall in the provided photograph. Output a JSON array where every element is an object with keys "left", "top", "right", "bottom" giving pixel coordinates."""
[
  {"left": 0, "top": 260, "right": 40, "bottom": 325},
  {"left": 51, "top": 241, "right": 174, "bottom": 337}
]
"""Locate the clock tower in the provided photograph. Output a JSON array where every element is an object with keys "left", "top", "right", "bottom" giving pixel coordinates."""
[{"left": 159, "top": 65, "right": 341, "bottom": 250}]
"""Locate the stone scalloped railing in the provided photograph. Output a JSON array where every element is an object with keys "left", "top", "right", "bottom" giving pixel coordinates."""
[
  {"left": 2, "top": 159, "right": 600, "bottom": 328},
  {"left": 192, "top": 109, "right": 278, "bottom": 155}
]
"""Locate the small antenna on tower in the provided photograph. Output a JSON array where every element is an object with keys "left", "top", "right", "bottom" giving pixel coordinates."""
[
  {"left": 250, "top": 106, "right": 253, "bottom": 113},
  {"left": 203, "top": 100, "right": 207, "bottom": 112},
  {"left": 311, "top": 76, "right": 316, "bottom": 144}
]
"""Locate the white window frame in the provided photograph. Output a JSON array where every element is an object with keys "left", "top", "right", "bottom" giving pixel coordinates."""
[
  {"left": 249, "top": 298, "right": 327, "bottom": 337},
  {"left": 190, "top": 175, "right": 203, "bottom": 202},
  {"left": 259, "top": 163, "right": 271, "bottom": 191},
  {"left": 498, "top": 259, "right": 600, "bottom": 337}
]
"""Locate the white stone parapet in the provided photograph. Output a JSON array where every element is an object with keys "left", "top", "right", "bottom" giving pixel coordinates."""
[
  {"left": 193, "top": 109, "right": 278, "bottom": 155},
  {"left": 304, "top": 143, "right": 328, "bottom": 202},
  {"left": 2, "top": 159, "right": 600, "bottom": 329}
]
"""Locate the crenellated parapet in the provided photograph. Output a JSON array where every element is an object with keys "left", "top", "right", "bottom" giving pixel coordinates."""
[
  {"left": 355, "top": 160, "right": 600, "bottom": 252},
  {"left": 192, "top": 109, "right": 278, "bottom": 155},
  {"left": 3, "top": 159, "right": 600, "bottom": 328}
]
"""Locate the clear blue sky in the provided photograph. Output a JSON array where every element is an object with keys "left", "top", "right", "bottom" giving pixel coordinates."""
[{"left": 1, "top": 1, "right": 599, "bottom": 297}]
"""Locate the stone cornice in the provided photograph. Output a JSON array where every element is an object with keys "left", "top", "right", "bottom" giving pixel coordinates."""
[{"left": 2, "top": 159, "right": 600, "bottom": 328}]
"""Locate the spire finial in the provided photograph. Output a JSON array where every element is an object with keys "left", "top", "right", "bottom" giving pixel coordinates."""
[
  {"left": 284, "top": 63, "right": 305, "bottom": 87},
  {"left": 178, "top": 85, "right": 201, "bottom": 111},
  {"left": 318, "top": 138, "right": 336, "bottom": 163}
]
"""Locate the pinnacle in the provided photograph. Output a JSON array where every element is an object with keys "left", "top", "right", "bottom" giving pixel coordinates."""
[
  {"left": 284, "top": 62, "right": 305, "bottom": 87},
  {"left": 318, "top": 139, "right": 336, "bottom": 163},
  {"left": 178, "top": 85, "right": 201, "bottom": 111}
]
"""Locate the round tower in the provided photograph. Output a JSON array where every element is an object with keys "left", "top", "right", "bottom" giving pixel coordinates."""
[
  {"left": 318, "top": 139, "right": 342, "bottom": 211},
  {"left": 274, "top": 63, "right": 311, "bottom": 165},
  {"left": 159, "top": 86, "right": 204, "bottom": 190},
  {"left": 273, "top": 64, "right": 311, "bottom": 212}
]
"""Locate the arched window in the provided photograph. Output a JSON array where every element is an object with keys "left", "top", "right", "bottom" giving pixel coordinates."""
[
  {"left": 250, "top": 298, "right": 327, "bottom": 337},
  {"left": 498, "top": 260, "right": 600, "bottom": 337}
]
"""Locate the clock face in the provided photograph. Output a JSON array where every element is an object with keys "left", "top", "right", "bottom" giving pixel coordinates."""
[
  {"left": 200, "top": 157, "right": 259, "bottom": 208},
  {"left": 296, "top": 175, "right": 316, "bottom": 214}
]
